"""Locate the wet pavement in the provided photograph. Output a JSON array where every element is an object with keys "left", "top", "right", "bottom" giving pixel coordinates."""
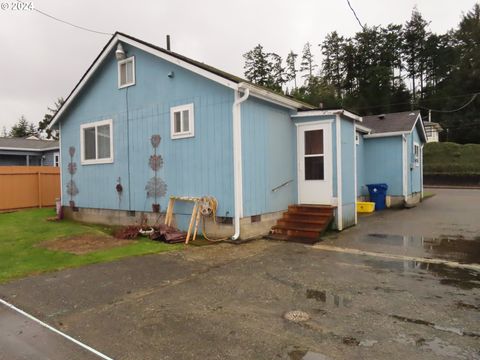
[
  {"left": 0, "top": 303, "right": 98, "bottom": 360},
  {"left": 0, "top": 188, "right": 479, "bottom": 359}
]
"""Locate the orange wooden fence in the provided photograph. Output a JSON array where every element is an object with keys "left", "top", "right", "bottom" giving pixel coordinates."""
[{"left": 0, "top": 166, "right": 60, "bottom": 211}]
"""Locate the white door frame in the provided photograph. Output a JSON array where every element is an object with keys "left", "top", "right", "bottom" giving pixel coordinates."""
[
  {"left": 296, "top": 120, "right": 333, "bottom": 205},
  {"left": 402, "top": 134, "right": 408, "bottom": 199}
]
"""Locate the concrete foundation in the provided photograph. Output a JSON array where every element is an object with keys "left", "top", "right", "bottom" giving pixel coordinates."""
[{"left": 63, "top": 207, "right": 284, "bottom": 240}]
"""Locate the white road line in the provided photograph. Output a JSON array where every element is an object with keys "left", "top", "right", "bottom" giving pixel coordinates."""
[
  {"left": 0, "top": 298, "right": 114, "bottom": 360},
  {"left": 312, "top": 244, "right": 480, "bottom": 272}
]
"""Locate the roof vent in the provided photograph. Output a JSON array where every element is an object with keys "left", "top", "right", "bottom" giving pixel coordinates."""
[{"left": 378, "top": 114, "right": 385, "bottom": 119}]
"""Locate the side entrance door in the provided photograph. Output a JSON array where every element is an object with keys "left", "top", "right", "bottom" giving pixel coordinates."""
[{"left": 297, "top": 122, "right": 333, "bottom": 204}]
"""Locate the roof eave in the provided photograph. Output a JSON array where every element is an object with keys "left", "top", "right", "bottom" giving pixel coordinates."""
[
  {"left": 238, "top": 82, "right": 313, "bottom": 110},
  {"left": 293, "top": 109, "right": 362, "bottom": 122},
  {"left": 49, "top": 32, "right": 314, "bottom": 129},
  {"left": 363, "top": 131, "right": 408, "bottom": 139}
]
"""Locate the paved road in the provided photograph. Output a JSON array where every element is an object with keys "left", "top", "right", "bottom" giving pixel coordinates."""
[
  {"left": 0, "top": 303, "right": 98, "bottom": 360},
  {"left": 0, "top": 188, "right": 479, "bottom": 359}
]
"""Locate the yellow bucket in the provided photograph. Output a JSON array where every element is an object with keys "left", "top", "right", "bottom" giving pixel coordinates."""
[{"left": 357, "top": 201, "right": 375, "bottom": 213}]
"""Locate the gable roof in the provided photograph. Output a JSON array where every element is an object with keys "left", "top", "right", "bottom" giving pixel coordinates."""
[
  {"left": 362, "top": 111, "right": 420, "bottom": 133},
  {"left": 362, "top": 110, "right": 427, "bottom": 141},
  {"left": 0, "top": 138, "right": 59, "bottom": 151},
  {"left": 49, "top": 32, "right": 313, "bottom": 128}
]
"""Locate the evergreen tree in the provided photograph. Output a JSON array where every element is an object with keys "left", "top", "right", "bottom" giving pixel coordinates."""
[
  {"left": 243, "top": 44, "right": 271, "bottom": 86},
  {"left": 10, "top": 116, "right": 37, "bottom": 138},
  {"left": 300, "top": 42, "right": 317, "bottom": 81},
  {"left": 268, "top": 53, "right": 286, "bottom": 92},
  {"left": 321, "top": 31, "right": 345, "bottom": 97},
  {"left": 403, "top": 7, "right": 429, "bottom": 101},
  {"left": 38, "top": 97, "right": 64, "bottom": 139},
  {"left": 285, "top": 51, "right": 298, "bottom": 88}
]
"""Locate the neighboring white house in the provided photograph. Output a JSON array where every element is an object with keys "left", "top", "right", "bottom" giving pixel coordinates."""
[{"left": 423, "top": 120, "right": 443, "bottom": 143}]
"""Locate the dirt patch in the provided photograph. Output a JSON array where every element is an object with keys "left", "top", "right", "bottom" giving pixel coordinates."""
[{"left": 39, "top": 234, "right": 135, "bottom": 255}]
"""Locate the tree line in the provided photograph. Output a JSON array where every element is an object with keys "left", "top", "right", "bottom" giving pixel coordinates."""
[
  {"left": 243, "top": 4, "right": 480, "bottom": 144},
  {"left": 2, "top": 98, "right": 63, "bottom": 140}
]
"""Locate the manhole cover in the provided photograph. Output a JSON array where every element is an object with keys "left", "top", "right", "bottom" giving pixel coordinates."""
[{"left": 284, "top": 310, "right": 310, "bottom": 322}]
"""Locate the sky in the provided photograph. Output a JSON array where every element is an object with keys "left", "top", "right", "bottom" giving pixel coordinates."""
[{"left": 0, "top": 0, "right": 477, "bottom": 132}]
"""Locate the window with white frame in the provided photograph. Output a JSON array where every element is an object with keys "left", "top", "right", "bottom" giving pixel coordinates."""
[
  {"left": 413, "top": 142, "right": 420, "bottom": 166},
  {"left": 170, "top": 103, "right": 194, "bottom": 139},
  {"left": 118, "top": 57, "right": 135, "bottom": 88},
  {"left": 54, "top": 152, "right": 60, "bottom": 167},
  {"left": 80, "top": 119, "right": 114, "bottom": 165}
]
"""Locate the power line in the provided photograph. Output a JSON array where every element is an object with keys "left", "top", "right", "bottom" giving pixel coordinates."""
[
  {"left": 350, "top": 91, "right": 480, "bottom": 112},
  {"left": 346, "top": 0, "right": 365, "bottom": 30},
  {"left": 420, "top": 93, "right": 478, "bottom": 113},
  {"left": 16, "top": 0, "right": 112, "bottom": 36}
]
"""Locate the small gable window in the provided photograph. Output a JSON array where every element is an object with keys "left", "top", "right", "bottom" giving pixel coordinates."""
[
  {"left": 80, "top": 119, "right": 114, "bottom": 165},
  {"left": 170, "top": 103, "right": 194, "bottom": 139},
  {"left": 413, "top": 142, "right": 420, "bottom": 166},
  {"left": 118, "top": 57, "right": 135, "bottom": 88}
]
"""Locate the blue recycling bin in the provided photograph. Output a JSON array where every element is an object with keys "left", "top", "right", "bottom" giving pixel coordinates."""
[{"left": 366, "top": 183, "right": 388, "bottom": 210}]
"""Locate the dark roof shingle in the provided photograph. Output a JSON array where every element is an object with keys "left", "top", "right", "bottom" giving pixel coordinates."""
[{"left": 362, "top": 111, "right": 420, "bottom": 134}]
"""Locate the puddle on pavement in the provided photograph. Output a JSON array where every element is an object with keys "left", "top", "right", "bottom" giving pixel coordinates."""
[
  {"left": 395, "top": 334, "right": 476, "bottom": 359},
  {"left": 390, "top": 314, "right": 480, "bottom": 338},
  {"left": 306, "top": 289, "right": 351, "bottom": 308},
  {"left": 288, "top": 350, "right": 330, "bottom": 360},
  {"left": 355, "top": 234, "right": 480, "bottom": 290},
  {"left": 364, "top": 258, "right": 480, "bottom": 290},
  {"left": 358, "top": 234, "right": 480, "bottom": 264}
]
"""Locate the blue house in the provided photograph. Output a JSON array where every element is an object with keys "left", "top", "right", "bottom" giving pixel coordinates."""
[
  {"left": 0, "top": 137, "right": 59, "bottom": 166},
  {"left": 50, "top": 32, "right": 426, "bottom": 240}
]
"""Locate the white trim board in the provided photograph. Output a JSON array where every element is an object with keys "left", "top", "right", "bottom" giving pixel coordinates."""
[
  {"left": 0, "top": 146, "right": 59, "bottom": 152},
  {"left": 363, "top": 131, "right": 408, "bottom": 139},
  {"left": 335, "top": 114, "right": 343, "bottom": 230},
  {"left": 410, "top": 113, "right": 428, "bottom": 143},
  {"left": 294, "top": 119, "right": 334, "bottom": 126},
  {"left": 293, "top": 109, "right": 362, "bottom": 122}
]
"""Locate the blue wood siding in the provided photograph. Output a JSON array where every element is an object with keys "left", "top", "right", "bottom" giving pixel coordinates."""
[
  {"left": 408, "top": 123, "right": 423, "bottom": 194},
  {"left": 59, "top": 43, "right": 235, "bottom": 229},
  {"left": 43, "top": 151, "right": 56, "bottom": 166},
  {"left": 340, "top": 116, "right": 356, "bottom": 228},
  {"left": 364, "top": 136, "right": 403, "bottom": 196},
  {"left": 356, "top": 131, "right": 367, "bottom": 196},
  {"left": 241, "top": 97, "right": 296, "bottom": 216}
]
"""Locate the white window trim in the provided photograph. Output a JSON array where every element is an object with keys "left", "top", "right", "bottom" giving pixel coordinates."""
[
  {"left": 413, "top": 142, "right": 420, "bottom": 166},
  {"left": 80, "top": 119, "right": 114, "bottom": 165},
  {"left": 53, "top": 152, "right": 60, "bottom": 167},
  {"left": 170, "top": 103, "right": 195, "bottom": 139},
  {"left": 118, "top": 56, "right": 135, "bottom": 89}
]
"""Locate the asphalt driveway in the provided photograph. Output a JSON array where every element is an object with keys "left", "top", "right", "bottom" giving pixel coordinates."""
[{"left": 0, "top": 188, "right": 479, "bottom": 359}]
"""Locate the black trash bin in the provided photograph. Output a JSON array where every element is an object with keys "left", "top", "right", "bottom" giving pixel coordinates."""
[{"left": 366, "top": 183, "right": 388, "bottom": 210}]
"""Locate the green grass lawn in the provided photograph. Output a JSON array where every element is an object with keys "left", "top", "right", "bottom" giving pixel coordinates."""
[
  {"left": 0, "top": 208, "right": 182, "bottom": 283},
  {"left": 424, "top": 142, "right": 480, "bottom": 175}
]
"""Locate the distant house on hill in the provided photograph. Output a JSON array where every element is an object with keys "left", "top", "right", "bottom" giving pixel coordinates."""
[
  {"left": 0, "top": 137, "right": 59, "bottom": 166},
  {"left": 423, "top": 116, "right": 443, "bottom": 143}
]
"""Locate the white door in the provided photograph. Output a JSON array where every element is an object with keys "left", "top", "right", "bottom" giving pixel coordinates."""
[{"left": 297, "top": 122, "right": 333, "bottom": 204}]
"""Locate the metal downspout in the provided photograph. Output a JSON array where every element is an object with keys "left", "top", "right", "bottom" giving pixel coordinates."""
[{"left": 231, "top": 87, "right": 250, "bottom": 240}]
